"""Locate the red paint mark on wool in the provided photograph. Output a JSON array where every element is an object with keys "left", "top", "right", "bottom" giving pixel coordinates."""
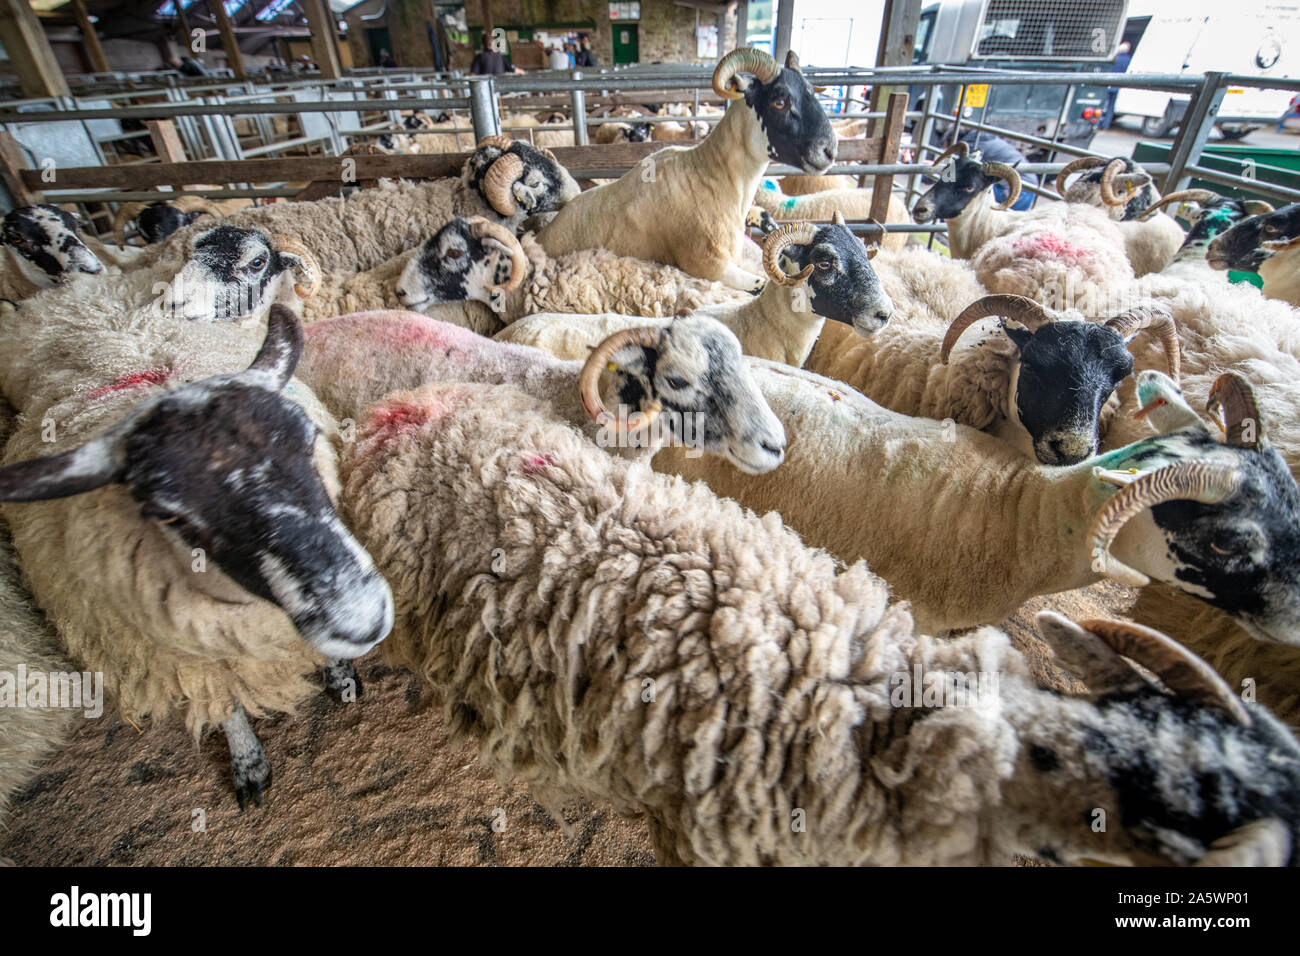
[
  {"left": 522, "top": 452, "right": 557, "bottom": 474},
  {"left": 1011, "top": 231, "right": 1094, "bottom": 264},
  {"left": 361, "top": 400, "right": 432, "bottom": 448},
  {"left": 306, "top": 311, "right": 483, "bottom": 353},
  {"left": 86, "top": 367, "right": 173, "bottom": 400}
]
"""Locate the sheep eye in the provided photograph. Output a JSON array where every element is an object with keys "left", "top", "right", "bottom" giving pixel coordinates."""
[
  {"left": 445, "top": 248, "right": 464, "bottom": 260},
  {"left": 771, "top": 96, "right": 788, "bottom": 111},
  {"left": 964, "top": 184, "right": 978, "bottom": 193},
  {"left": 247, "top": 255, "right": 268, "bottom": 271},
  {"left": 663, "top": 376, "right": 690, "bottom": 390},
  {"left": 816, "top": 260, "right": 833, "bottom": 271},
  {"left": 1210, "top": 542, "right": 1233, "bottom": 556}
]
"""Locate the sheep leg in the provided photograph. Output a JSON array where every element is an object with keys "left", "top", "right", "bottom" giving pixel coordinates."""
[
  {"left": 718, "top": 263, "right": 766, "bottom": 295},
  {"left": 221, "top": 703, "right": 271, "bottom": 810},
  {"left": 322, "top": 659, "right": 364, "bottom": 703}
]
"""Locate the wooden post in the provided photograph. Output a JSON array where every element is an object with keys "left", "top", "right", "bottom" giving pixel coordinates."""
[
  {"left": 0, "top": 132, "right": 40, "bottom": 206},
  {"left": 211, "top": 0, "right": 248, "bottom": 79},
  {"left": 70, "top": 0, "right": 111, "bottom": 74},
  {"left": 0, "top": 0, "right": 71, "bottom": 98},
  {"left": 146, "top": 120, "right": 187, "bottom": 164},
  {"left": 773, "top": 0, "right": 794, "bottom": 62},
  {"left": 865, "top": 0, "right": 920, "bottom": 185},
  {"left": 870, "top": 91, "right": 908, "bottom": 222},
  {"left": 479, "top": 0, "right": 493, "bottom": 37},
  {"left": 303, "top": 0, "right": 344, "bottom": 78}
]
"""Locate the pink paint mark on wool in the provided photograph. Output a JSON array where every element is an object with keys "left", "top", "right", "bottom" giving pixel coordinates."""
[
  {"left": 522, "top": 452, "right": 558, "bottom": 475},
  {"left": 359, "top": 400, "right": 432, "bottom": 451},
  {"left": 86, "top": 367, "right": 173, "bottom": 400},
  {"left": 1010, "top": 231, "right": 1095, "bottom": 264}
]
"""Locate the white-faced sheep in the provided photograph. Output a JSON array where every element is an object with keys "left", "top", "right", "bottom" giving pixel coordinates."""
[
  {"left": 0, "top": 307, "right": 394, "bottom": 806},
  {"left": 497, "top": 216, "right": 895, "bottom": 368},
  {"left": 1208, "top": 201, "right": 1300, "bottom": 307},
  {"left": 296, "top": 309, "right": 787, "bottom": 476},
  {"left": 340, "top": 378, "right": 1300, "bottom": 866},
  {"left": 391, "top": 216, "right": 750, "bottom": 333},
  {"left": 652, "top": 365, "right": 1300, "bottom": 657},
  {"left": 537, "top": 48, "right": 837, "bottom": 292},
  {"left": 0, "top": 205, "right": 106, "bottom": 301},
  {"left": 752, "top": 182, "right": 911, "bottom": 250}
]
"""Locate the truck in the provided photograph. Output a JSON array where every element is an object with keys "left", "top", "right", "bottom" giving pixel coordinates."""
[
  {"left": 1114, "top": 1, "right": 1300, "bottom": 139},
  {"left": 910, "top": 0, "right": 1128, "bottom": 152}
]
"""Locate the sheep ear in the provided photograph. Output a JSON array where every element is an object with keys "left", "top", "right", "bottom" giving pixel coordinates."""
[
  {"left": 243, "top": 304, "right": 302, "bottom": 390},
  {"left": 1134, "top": 370, "right": 1206, "bottom": 435},
  {"left": 1001, "top": 321, "right": 1033, "bottom": 351},
  {"left": 785, "top": 50, "right": 801, "bottom": 73},
  {"left": 0, "top": 433, "right": 126, "bottom": 502},
  {"left": 1032, "top": 612, "right": 1150, "bottom": 696}
]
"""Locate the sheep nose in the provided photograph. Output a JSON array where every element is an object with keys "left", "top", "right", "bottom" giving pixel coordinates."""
[
  {"left": 395, "top": 288, "right": 408, "bottom": 300},
  {"left": 874, "top": 308, "right": 891, "bottom": 323},
  {"left": 761, "top": 439, "right": 785, "bottom": 463}
]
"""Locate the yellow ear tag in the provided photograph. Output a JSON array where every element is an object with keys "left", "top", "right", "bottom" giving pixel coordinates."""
[{"left": 606, "top": 361, "right": 619, "bottom": 372}]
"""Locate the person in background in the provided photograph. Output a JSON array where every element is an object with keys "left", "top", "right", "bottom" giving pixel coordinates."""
[
  {"left": 1100, "top": 41, "right": 1132, "bottom": 131},
  {"left": 470, "top": 33, "right": 509, "bottom": 75},
  {"left": 549, "top": 42, "right": 570, "bottom": 70},
  {"left": 565, "top": 42, "right": 577, "bottom": 68},
  {"left": 942, "top": 128, "right": 1038, "bottom": 212},
  {"left": 576, "top": 37, "right": 597, "bottom": 68},
  {"left": 378, "top": 48, "right": 397, "bottom": 68}
]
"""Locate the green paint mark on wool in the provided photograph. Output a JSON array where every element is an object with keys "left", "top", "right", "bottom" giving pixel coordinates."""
[{"left": 782, "top": 197, "right": 797, "bottom": 211}]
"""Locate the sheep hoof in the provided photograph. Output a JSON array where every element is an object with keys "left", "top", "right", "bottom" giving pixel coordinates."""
[
  {"left": 322, "top": 660, "right": 363, "bottom": 703},
  {"left": 233, "top": 758, "right": 272, "bottom": 811}
]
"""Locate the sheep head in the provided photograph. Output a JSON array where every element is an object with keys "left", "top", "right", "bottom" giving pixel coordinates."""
[
  {"left": 1, "top": 204, "right": 104, "bottom": 286},
  {"left": 1207, "top": 201, "right": 1300, "bottom": 273},
  {"left": 463, "top": 137, "right": 581, "bottom": 223},
  {"left": 158, "top": 226, "right": 319, "bottom": 322},
  {"left": 394, "top": 216, "right": 529, "bottom": 314},
  {"left": 761, "top": 215, "right": 893, "bottom": 334},
  {"left": 578, "top": 314, "right": 786, "bottom": 475},
  {"left": 1057, "top": 156, "right": 1159, "bottom": 220},
  {"left": 0, "top": 306, "right": 394, "bottom": 660},
  {"left": 713, "top": 47, "right": 837, "bottom": 175},
  {"left": 1088, "top": 370, "right": 1300, "bottom": 646},
  {"left": 941, "top": 295, "right": 1178, "bottom": 466},
  {"left": 1001, "top": 610, "right": 1300, "bottom": 866},
  {"left": 911, "top": 141, "right": 1021, "bottom": 222}
]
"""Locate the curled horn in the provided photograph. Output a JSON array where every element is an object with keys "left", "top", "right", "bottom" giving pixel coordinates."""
[
  {"left": 1077, "top": 618, "right": 1251, "bottom": 726},
  {"left": 1088, "top": 460, "right": 1243, "bottom": 587},
  {"left": 1242, "top": 199, "right": 1275, "bottom": 216},
  {"left": 270, "top": 234, "right": 321, "bottom": 299},
  {"left": 1099, "top": 158, "right": 1134, "bottom": 206},
  {"left": 1138, "top": 189, "right": 1221, "bottom": 221},
  {"left": 831, "top": 209, "right": 845, "bottom": 226},
  {"left": 578, "top": 327, "right": 665, "bottom": 433},
  {"left": 113, "top": 201, "right": 150, "bottom": 246},
  {"left": 1055, "top": 156, "right": 1106, "bottom": 198},
  {"left": 930, "top": 140, "right": 969, "bottom": 170},
  {"left": 476, "top": 135, "right": 516, "bottom": 152},
  {"left": 467, "top": 216, "right": 528, "bottom": 293},
  {"left": 940, "top": 294, "right": 1055, "bottom": 364},
  {"left": 982, "top": 161, "right": 1021, "bottom": 210},
  {"left": 1195, "top": 819, "right": 1291, "bottom": 867},
  {"left": 537, "top": 145, "right": 560, "bottom": 165},
  {"left": 483, "top": 152, "right": 525, "bottom": 215},
  {"left": 1104, "top": 306, "right": 1181, "bottom": 383},
  {"left": 245, "top": 303, "right": 304, "bottom": 390},
  {"left": 1207, "top": 371, "right": 1267, "bottom": 448},
  {"left": 712, "top": 47, "right": 781, "bottom": 100},
  {"left": 177, "top": 196, "right": 224, "bottom": 219},
  {"left": 762, "top": 221, "right": 817, "bottom": 286}
]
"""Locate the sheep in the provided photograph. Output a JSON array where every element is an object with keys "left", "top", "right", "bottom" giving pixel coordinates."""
[
  {"left": 0, "top": 399, "right": 76, "bottom": 845},
  {"left": 389, "top": 216, "right": 751, "bottom": 334},
  {"left": 595, "top": 121, "right": 653, "bottom": 144},
  {"left": 496, "top": 216, "right": 895, "bottom": 368},
  {"left": 129, "top": 140, "right": 580, "bottom": 277},
  {"left": 536, "top": 48, "right": 837, "bottom": 292},
  {"left": 752, "top": 182, "right": 911, "bottom": 250},
  {"left": 649, "top": 119, "right": 709, "bottom": 142},
  {"left": 0, "top": 205, "right": 105, "bottom": 300},
  {"left": 111, "top": 191, "right": 254, "bottom": 247},
  {"left": 1207, "top": 201, "right": 1300, "bottom": 306},
  {"left": 650, "top": 364, "right": 1300, "bottom": 655},
  {"left": 1056, "top": 155, "right": 1161, "bottom": 220},
  {"left": 341, "top": 377, "right": 1300, "bottom": 866},
  {"left": 806, "top": 290, "right": 1178, "bottom": 465},
  {"left": 0, "top": 306, "right": 394, "bottom": 806},
  {"left": 913, "top": 142, "right": 1184, "bottom": 280},
  {"left": 296, "top": 309, "right": 787, "bottom": 476}
]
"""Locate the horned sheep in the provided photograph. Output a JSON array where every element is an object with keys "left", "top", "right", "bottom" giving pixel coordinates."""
[{"left": 340, "top": 378, "right": 1300, "bottom": 867}]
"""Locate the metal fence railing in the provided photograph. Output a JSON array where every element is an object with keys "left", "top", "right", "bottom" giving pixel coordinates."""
[{"left": 1, "top": 63, "right": 1297, "bottom": 236}]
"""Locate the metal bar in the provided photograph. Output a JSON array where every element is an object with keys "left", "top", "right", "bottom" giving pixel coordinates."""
[
  {"left": 570, "top": 73, "right": 588, "bottom": 146},
  {"left": 1181, "top": 164, "right": 1300, "bottom": 203},
  {"left": 468, "top": 76, "right": 499, "bottom": 140},
  {"left": 1163, "top": 71, "right": 1228, "bottom": 193}
]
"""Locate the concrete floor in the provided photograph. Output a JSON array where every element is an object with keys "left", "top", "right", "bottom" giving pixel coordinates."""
[{"left": 1093, "top": 114, "right": 1300, "bottom": 157}]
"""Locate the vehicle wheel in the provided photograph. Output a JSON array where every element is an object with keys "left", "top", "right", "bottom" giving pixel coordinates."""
[
  {"left": 1218, "top": 124, "right": 1254, "bottom": 141},
  {"left": 1141, "top": 115, "right": 1173, "bottom": 137}
]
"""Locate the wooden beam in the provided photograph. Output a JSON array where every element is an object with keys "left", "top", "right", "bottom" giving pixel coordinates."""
[
  {"left": 69, "top": 0, "right": 111, "bottom": 74},
  {"left": 302, "top": 0, "right": 343, "bottom": 79},
  {"left": 20, "top": 139, "right": 887, "bottom": 192},
  {"left": 0, "top": 133, "right": 41, "bottom": 206},
  {"left": 0, "top": 0, "right": 71, "bottom": 98},
  {"left": 210, "top": 0, "right": 248, "bottom": 79},
  {"left": 870, "top": 92, "right": 908, "bottom": 221},
  {"left": 146, "top": 120, "right": 187, "bottom": 164}
]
